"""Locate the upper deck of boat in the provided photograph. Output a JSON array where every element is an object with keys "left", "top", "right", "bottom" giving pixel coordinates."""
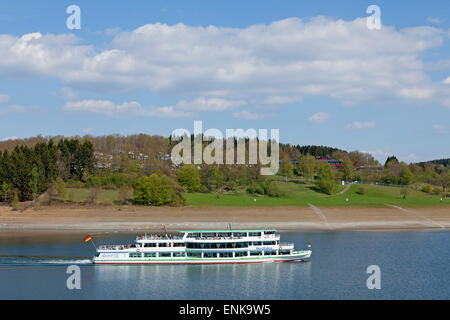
[{"left": 135, "top": 229, "right": 279, "bottom": 243}]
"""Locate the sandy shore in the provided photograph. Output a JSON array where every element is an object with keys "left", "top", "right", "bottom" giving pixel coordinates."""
[{"left": 0, "top": 204, "right": 449, "bottom": 233}]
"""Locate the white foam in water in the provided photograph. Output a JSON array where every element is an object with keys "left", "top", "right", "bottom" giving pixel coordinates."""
[
  {"left": 0, "top": 257, "right": 93, "bottom": 265},
  {"left": 41, "top": 259, "right": 93, "bottom": 265}
]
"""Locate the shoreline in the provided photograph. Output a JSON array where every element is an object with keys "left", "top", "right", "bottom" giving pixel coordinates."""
[{"left": 0, "top": 205, "right": 448, "bottom": 234}]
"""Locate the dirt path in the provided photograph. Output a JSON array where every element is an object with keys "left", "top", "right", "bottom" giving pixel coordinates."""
[
  {"left": 385, "top": 204, "right": 446, "bottom": 229},
  {"left": 307, "top": 203, "right": 331, "bottom": 230},
  {"left": 336, "top": 182, "right": 354, "bottom": 195}
]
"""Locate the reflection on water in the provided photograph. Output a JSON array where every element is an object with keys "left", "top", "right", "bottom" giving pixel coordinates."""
[
  {"left": 0, "top": 231, "right": 449, "bottom": 299},
  {"left": 92, "top": 262, "right": 312, "bottom": 299}
]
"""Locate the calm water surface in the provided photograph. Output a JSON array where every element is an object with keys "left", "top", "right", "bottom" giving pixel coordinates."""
[{"left": 0, "top": 231, "right": 449, "bottom": 299}]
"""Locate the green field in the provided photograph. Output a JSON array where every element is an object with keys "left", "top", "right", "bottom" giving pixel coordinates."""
[
  {"left": 184, "top": 183, "right": 449, "bottom": 208},
  {"left": 67, "top": 182, "right": 449, "bottom": 208},
  {"left": 67, "top": 188, "right": 124, "bottom": 204}
]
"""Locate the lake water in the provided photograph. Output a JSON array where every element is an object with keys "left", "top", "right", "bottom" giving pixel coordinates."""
[{"left": 0, "top": 230, "right": 449, "bottom": 299}]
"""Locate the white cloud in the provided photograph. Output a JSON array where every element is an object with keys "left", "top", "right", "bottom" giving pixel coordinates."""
[
  {"left": 346, "top": 121, "right": 376, "bottom": 130},
  {"left": 432, "top": 124, "right": 449, "bottom": 134},
  {"left": 1, "top": 136, "right": 18, "bottom": 141},
  {"left": 63, "top": 99, "right": 192, "bottom": 118},
  {"left": 0, "top": 94, "right": 10, "bottom": 103},
  {"left": 442, "top": 77, "right": 450, "bottom": 84},
  {"left": 176, "top": 97, "right": 245, "bottom": 111},
  {"left": 263, "top": 96, "right": 303, "bottom": 105},
  {"left": 232, "top": 110, "right": 261, "bottom": 120},
  {"left": 427, "top": 17, "right": 443, "bottom": 25},
  {"left": 0, "top": 18, "right": 449, "bottom": 108},
  {"left": 60, "top": 87, "right": 79, "bottom": 99},
  {"left": 308, "top": 112, "right": 330, "bottom": 124},
  {"left": 0, "top": 104, "right": 37, "bottom": 115},
  {"left": 407, "top": 153, "right": 417, "bottom": 160}
]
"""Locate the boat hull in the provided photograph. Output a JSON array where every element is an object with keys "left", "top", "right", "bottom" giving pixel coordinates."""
[{"left": 93, "top": 251, "right": 311, "bottom": 265}]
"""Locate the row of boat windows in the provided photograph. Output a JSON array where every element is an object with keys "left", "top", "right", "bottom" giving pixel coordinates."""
[
  {"left": 186, "top": 241, "right": 278, "bottom": 249},
  {"left": 139, "top": 241, "right": 278, "bottom": 248},
  {"left": 142, "top": 242, "right": 185, "bottom": 247},
  {"left": 187, "top": 231, "right": 275, "bottom": 238},
  {"left": 129, "top": 252, "right": 186, "bottom": 258},
  {"left": 127, "top": 250, "right": 292, "bottom": 259}
]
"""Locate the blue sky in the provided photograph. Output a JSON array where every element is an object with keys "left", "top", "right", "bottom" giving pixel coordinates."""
[{"left": 0, "top": 0, "right": 449, "bottom": 163}]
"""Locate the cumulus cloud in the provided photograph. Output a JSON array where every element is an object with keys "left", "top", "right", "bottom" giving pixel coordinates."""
[
  {"left": 427, "top": 17, "right": 443, "bottom": 25},
  {"left": 1, "top": 18, "right": 449, "bottom": 108},
  {"left": 1, "top": 136, "right": 19, "bottom": 141},
  {"left": 64, "top": 99, "right": 193, "bottom": 118},
  {"left": 0, "top": 104, "right": 37, "bottom": 115},
  {"left": 346, "top": 121, "right": 376, "bottom": 130},
  {"left": 308, "top": 112, "right": 331, "bottom": 124},
  {"left": 232, "top": 109, "right": 261, "bottom": 120},
  {"left": 176, "top": 97, "right": 245, "bottom": 111},
  {"left": 0, "top": 94, "right": 10, "bottom": 104}
]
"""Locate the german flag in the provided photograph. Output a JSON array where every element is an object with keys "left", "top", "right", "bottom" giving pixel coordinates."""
[{"left": 84, "top": 235, "right": 92, "bottom": 243}]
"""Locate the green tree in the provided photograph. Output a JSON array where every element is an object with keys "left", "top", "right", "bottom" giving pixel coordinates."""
[
  {"left": 201, "top": 166, "right": 223, "bottom": 191},
  {"left": 399, "top": 163, "right": 413, "bottom": 185},
  {"left": 55, "top": 177, "right": 67, "bottom": 201},
  {"left": 134, "top": 174, "right": 184, "bottom": 206},
  {"left": 439, "top": 172, "right": 450, "bottom": 193},
  {"left": 12, "top": 190, "right": 19, "bottom": 210},
  {"left": 342, "top": 157, "right": 354, "bottom": 181},
  {"left": 30, "top": 165, "right": 40, "bottom": 200},
  {"left": 317, "top": 162, "right": 335, "bottom": 195},
  {"left": 299, "top": 154, "right": 316, "bottom": 180},
  {"left": 400, "top": 188, "right": 409, "bottom": 199},
  {"left": 1, "top": 183, "right": 12, "bottom": 202},
  {"left": 177, "top": 165, "right": 202, "bottom": 192},
  {"left": 279, "top": 153, "right": 293, "bottom": 178},
  {"left": 385, "top": 156, "right": 399, "bottom": 168}
]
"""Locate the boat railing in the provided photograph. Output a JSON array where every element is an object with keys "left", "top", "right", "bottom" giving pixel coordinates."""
[
  {"left": 186, "top": 234, "right": 280, "bottom": 241},
  {"left": 185, "top": 236, "right": 245, "bottom": 241},
  {"left": 98, "top": 244, "right": 137, "bottom": 250},
  {"left": 262, "top": 233, "right": 280, "bottom": 239},
  {"left": 279, "top": 242, "right": 294, "bottom": 247},
  {"left": 136, "top": 235, "right": 184, "bottom": 241}
]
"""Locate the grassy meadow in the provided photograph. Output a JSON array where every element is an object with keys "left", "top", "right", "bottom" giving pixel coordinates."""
[{"left": 67, "top": 180, "right": 449, "bottom": 208}]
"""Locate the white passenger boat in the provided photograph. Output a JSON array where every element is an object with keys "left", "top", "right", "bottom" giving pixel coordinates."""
[{"left": 93, "top": 229, "right": 311, "bottom": 264}]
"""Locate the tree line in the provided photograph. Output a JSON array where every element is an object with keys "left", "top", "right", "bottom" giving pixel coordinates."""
[{"left": 0, "top": 139, "right": 94, "bottom": 202}]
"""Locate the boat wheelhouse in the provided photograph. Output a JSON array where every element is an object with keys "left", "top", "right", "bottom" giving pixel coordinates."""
[{"left": 93, "top": 229, "right": 311, "bottom": 264}]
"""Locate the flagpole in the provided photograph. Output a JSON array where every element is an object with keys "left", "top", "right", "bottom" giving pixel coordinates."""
[{"left": 90, "top": 238, "right": 97, "bottom": 251}]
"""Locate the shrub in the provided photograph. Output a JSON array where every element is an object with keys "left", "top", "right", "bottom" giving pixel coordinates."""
[
  {"left": 247, "top": 182, "right": 265, "bottom": 195},
  {"left": 400, "top": 188, "right": 409, "bottom": 199},
  {"left": 432, "top": 187, "right": 442, "bottom": 195},
  {"left": 134, "top": 174, "right": 184, "bottom": 206},
  {"left": 265, "top": 181, "right": 282, "bottom": 197},
  {"left": 66, "top": 180, "right": 85, "bottom": 188},
  {"left": 356, "top": 187, "right": 366, "bottom": 195},
  {"left": 177, "top": 165, "right": 202, "bottom": 192},
  {"left": 421, "top": 184, "right": 432, "bottom": 193},
  {"left": 86, "top": 176, "right": 102, "bottom": 188},
  {"left": 318, "top": 179, "right": 335, "bottom": 195}
]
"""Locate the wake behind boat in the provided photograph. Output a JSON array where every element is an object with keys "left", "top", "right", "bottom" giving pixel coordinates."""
[{"left": 92, "top": 228, "right": 311, "bottom": 264}]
